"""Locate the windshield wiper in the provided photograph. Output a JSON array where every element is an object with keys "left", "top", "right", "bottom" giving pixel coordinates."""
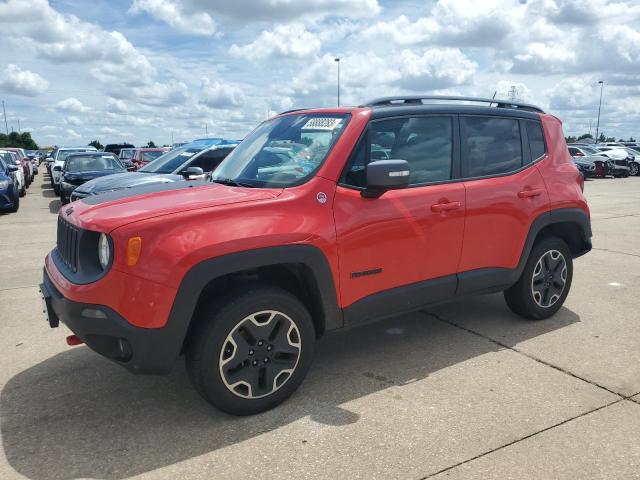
[{"left": 210, "top": 177, "right": 255, "bottom": 188}]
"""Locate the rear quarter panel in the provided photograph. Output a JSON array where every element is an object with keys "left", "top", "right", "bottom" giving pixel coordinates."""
[{"left": 537, "top": 114, "right": 589, "bottom": 217}]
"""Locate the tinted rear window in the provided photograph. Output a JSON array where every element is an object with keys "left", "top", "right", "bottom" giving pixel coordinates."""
[
  {"left": 526, "top": 121, "right": 546, "bottom": 161},
  {"left": 463, "top": 117, "right": 522, "bottom": 177}
]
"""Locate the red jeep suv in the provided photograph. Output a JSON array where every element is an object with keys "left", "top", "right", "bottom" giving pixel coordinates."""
[{"left": 41, "top": 96, "right": 591, "bottom": 415}]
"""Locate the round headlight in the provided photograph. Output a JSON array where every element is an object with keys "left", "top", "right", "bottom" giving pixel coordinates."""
[{"left": 98, "top": 233, "right": 111, "bottom": 270}]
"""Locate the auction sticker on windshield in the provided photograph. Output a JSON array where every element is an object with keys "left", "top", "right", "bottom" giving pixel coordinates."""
[{"left": 302, "top": 118, "right": 344, "bottom": 130}]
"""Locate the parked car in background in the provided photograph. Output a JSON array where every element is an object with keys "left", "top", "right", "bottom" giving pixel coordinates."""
[
  {"left": 568, "top": 145, "right": 606, "bottom": 158},
  {"left": 593, "top": 146, "right": 633, "bottom": 176},
  {"left": 104, "top": 143, "right": 135, "bottom": 157},
  {"left": 4, "top": 147, "right": 33, "bottom": 186},
  {"left": 0, "top": 151, "right": 25, "bottom": 197},
  {"left": 0, "top": 154, "right": 20, "bottom": 212},
  {"left": 571, "top": 156, "right": 597, "bottom": 178},
  {"left": 70, "top": 140, "right": 237, "bottom": 201},
  {"left": 129, "top": 147, "right": 169, "bottom": 170},
  {"left": 117, "top": 148, "right": 136, "bottom": 170},
  {"left": 50, "top": 147, "right": 98, "bottom": 194},
  {"left": 56, "top": 152, "right": 126, "bottom": 205}
]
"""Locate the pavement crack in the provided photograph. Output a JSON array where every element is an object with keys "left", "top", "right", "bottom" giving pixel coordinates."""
[
  {"left": 591, "top": 247, "right": 640, "bottom": 259},
  {"left": 421, "top": 311, "right": 625, "bottom": 399},
  {"left": 0, "top": 284, "right": 39, "bottom": 292},
  {"left": 418, "top": 398, "right": 625, "bottom": 479}
]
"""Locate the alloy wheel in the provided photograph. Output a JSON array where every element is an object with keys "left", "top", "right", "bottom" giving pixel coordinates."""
[
  {"left": 219, "top": 310, "right": 301, "bottom": 399},
  {"left": 531, "top": 249, "right": 567, "bottom": 308}
]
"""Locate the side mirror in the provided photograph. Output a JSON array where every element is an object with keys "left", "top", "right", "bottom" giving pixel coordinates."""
[
  {"left": 181, "top": 166, "right": 204, "bottom": 179},
  {"left": 7, "top": 164, "right": 18, "bottom": 172},
  {"left": 53, "top": 165, "right": 62, "bottom": 172},
  {"left": 362, "top": 160, "right": 410, "bottom": 198}
]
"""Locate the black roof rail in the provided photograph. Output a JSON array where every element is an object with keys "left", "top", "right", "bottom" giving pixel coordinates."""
[{"left": 360, "top": 95, "right": 545, "bottom": 114}]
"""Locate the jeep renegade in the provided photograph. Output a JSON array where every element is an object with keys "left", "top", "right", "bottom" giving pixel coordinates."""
[{"left": 41, "top": 96, "right": 592, "bottom": 415}]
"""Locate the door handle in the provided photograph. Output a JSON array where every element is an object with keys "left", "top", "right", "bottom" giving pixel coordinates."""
[
  {"left": 431, "top": 201, "right": 461, "bottom": 213},
  {"left": 517, "top": 188, "right": 544, "bottom": 199}
]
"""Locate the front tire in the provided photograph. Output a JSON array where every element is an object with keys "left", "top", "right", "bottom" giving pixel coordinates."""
[
  {"left": 630, "top": 162, "right": 639, "bottom": 176},
  {"left": 186, "top": 286, "right": 316, "bottom": 415},
  {"left": 504, "top": 237, "right": 573, "bottom": 320}
]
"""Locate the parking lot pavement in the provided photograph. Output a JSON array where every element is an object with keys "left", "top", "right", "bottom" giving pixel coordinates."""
[{"left": 1, "top": 174, "right": 639, "bottom": 480}]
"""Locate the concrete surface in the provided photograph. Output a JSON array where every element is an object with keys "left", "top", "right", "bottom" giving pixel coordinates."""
[{"left": 1, "top": 173, "right": 639, "bottom": 479}]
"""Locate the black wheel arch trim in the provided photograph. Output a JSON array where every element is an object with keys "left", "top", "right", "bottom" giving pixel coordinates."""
[{"left": 165, "top": 244, "right": 342, "bottom": 367}]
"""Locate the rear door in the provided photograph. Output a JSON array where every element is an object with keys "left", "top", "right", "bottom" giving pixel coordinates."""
[
  {"left": 334, "top": 115, "right": 466, "bottom": 314},
  {"left": 457, "top": 115, "right": 549, "bottom": 291}
]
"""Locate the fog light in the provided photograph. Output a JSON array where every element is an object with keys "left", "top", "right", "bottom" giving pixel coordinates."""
[{"left": 81, "top": 308, "right": 107, "bottom": 319}]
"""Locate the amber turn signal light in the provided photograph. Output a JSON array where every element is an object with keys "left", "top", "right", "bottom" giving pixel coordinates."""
[{"left": 127, "top": 236, "right": 142, "bottom": 266}]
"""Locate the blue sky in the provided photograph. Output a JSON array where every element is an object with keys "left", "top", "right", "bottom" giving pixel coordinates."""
[{"left": 0, "top": 0, "right": 639, "bottom": 147}]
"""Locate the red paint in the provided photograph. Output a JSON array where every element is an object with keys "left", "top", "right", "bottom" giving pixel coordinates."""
[{"left": 45, "top": 107, "right": 589, "bottom": 329}]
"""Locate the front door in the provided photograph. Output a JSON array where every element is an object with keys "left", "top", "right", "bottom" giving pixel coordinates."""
[{"left": 334, "top": 115, "right": 465, "bottom": 319}]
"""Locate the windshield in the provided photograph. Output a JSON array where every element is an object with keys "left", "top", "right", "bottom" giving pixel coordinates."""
[
  {"left": 581, "top": 147, "right": 599, "bottom": 155},
  {"left": 213, "top": 113, "right": 349, "bottom": 188},
  {"left": 142, "top": 150, "right": 165, "bottom": 162},
  {"left": 66, "top": 155, "right": 124, "bottom": 172},
  {"left": 58, "top": 149, "right": 94, "bottom": 162},
  {"left": 120, "top": 149, "right": 135, "bottom": 160},
  {"left": 138, "top": 145, "right": 203, "bottom": 174}
]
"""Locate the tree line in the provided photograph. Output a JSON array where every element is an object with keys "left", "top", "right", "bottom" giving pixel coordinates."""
[
  {"left": 0, "top": 131, "right": 39, "bottom": 150},
  {"left": 565, "top": 133, "right": 637, "bottom": 144}
]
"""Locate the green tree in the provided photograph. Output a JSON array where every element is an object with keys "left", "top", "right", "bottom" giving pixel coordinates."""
[
  {"left": 0, "top": 131, "right": 38, "bottom": 149},
  {"left": 598, "top": 133, "right": 606, "bottom": 143},
  {"left": 605, "top": 136, "right": 615, "bottom": 142},
  {"left": 145, "top": 140, "right": 157, "bottom": 148},
  {"left": 577, "top": 133, "right": 593, "bottom": 141},
  {"left": 565, "top": 135, "right": 577, "bottom": 143},
  {"left": 88, "top": 139, "right": 104, "bottom": 150}
]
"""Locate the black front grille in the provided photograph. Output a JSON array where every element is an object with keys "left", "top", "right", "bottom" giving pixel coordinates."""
[
  {"left": 57, "top": 216, "right": 80, "bottom": 273},
  {"left": 614, "top": 159, "right": 628, "bottom": 166}
]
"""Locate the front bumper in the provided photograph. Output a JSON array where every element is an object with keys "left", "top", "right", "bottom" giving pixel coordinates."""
[{"left": 40, "top": 268, "right": 179, "bottom": 375}]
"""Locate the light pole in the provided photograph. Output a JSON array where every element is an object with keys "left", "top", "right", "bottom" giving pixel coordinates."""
[
  {"left": 595, "top": 80, "right": 604, "bottom": 143},
  {"left": 334, "top": 57, "right": 340, "bottom": 107}
]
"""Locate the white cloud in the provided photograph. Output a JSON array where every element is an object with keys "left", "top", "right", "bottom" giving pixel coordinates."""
[
  {"left": 0, "top": 0, "right": 154, "bottom": 82},
  {"left": 65, "top": 115, "right": 82, "bottom": 126},
  {"left": 200, "top": 79, "right": 245, "bottom": 108},
  {"left": 178, "top": 0, "right": 380, "bottom": 22},
  {"left": 129, "top": 0, "right": 217, "bottom": 36},
  {"left": 52, "top": 97, "right": 91, "bottom": 113},
  {"left": 66, "top": 128, "right": 81, "bottom": 140},
  {"left": 230, "top": 24, "right": 321, "bottom": 61},
  {"left": 0, "top": 64, "right": 49, "bottom": 96}
]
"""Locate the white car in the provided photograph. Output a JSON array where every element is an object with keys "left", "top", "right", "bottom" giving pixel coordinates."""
[
  {"left": 594, "top": 146, "right": 634, "bottom": 161},
  {"left": 50, "top": 146, "right": 97, "bottom": 193},
  {"left": 0, "top": 150, "right": 25, "bottom": 197}
]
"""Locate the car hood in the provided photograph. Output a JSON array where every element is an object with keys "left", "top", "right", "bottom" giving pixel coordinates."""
[
  {"left": 73, "top": 172, "right": 182, "bottom": 194},
  {"left": 64, "top": 170, "right": 126, "bottom": 183},
  {"left": 65, "top": 181, "right": 282, "bottom": 232}
]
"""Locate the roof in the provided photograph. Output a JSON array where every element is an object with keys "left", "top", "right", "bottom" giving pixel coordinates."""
[{"left": 278, "top": 96, "right": 544, "bottom": 121}]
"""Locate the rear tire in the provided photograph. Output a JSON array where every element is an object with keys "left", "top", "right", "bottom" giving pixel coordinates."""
[
  {"left": 186, "top": 286, "right": 316, "bottom": 415},
  {"left": 504, "top": 237, "right": 573, "bottom": 320},
  {"left": 630, "top": 163, "right": 639, "bottom": 176}
]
